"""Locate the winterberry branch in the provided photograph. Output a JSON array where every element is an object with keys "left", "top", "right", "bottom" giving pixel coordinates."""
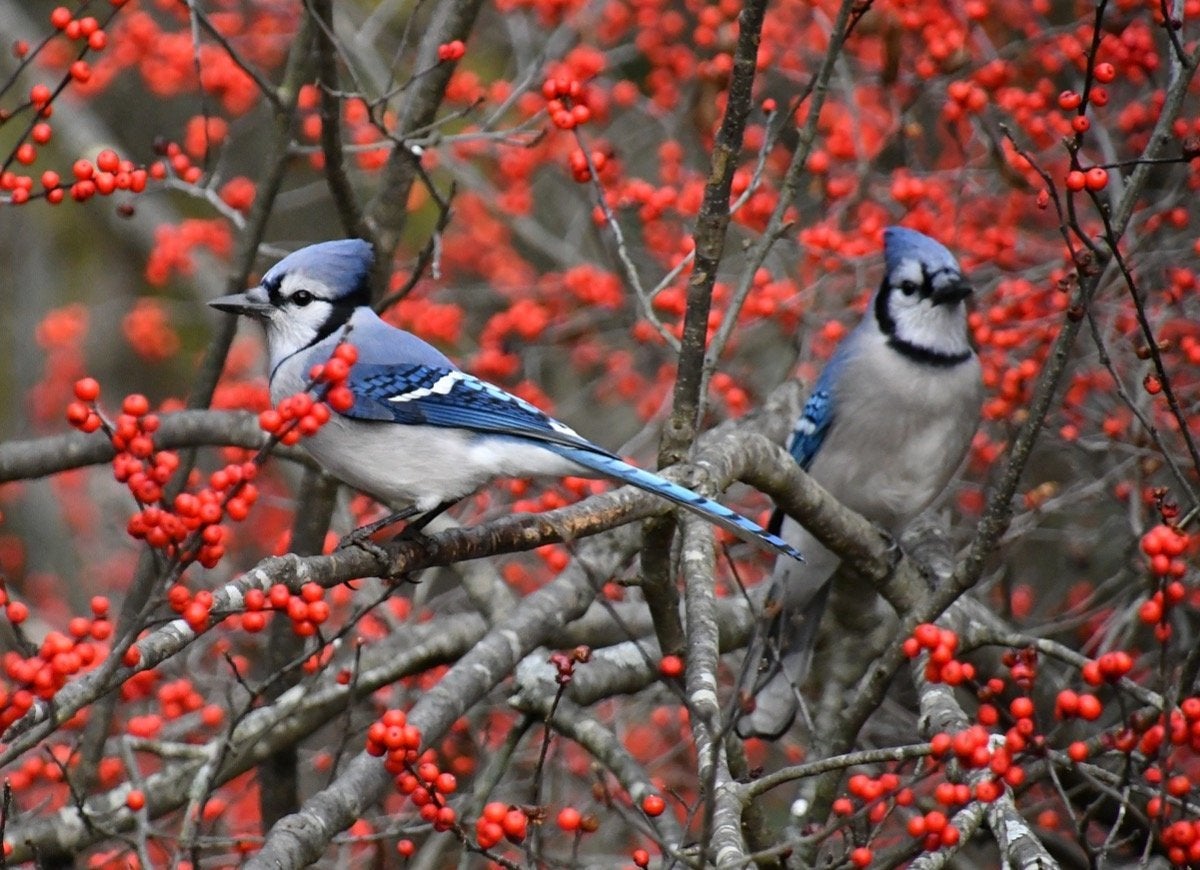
[
  {"left": 574, "top": 126, "right": 681, "bottom": 352},
  {"left": 309, "top": 0, "right": 371, "bottom": 241},
  {"left": 701, "top": 0, "right": 869, "bottom": 390},
  {"left": 1081, "top": 307, "right": 1200, "bottom": 513},
  {"left": 182, "top": 0, "right": 283, "bottom": 110},
  {"left": 364, "top": 0, "right": 486, "bottom": 260},
  {"left": 657, "top": 0, "right": 770, "bottom": 467}
]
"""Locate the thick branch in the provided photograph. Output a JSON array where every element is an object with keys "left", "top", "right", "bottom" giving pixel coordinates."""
[{"left": 658, "top": 0, "right": 769, "bottom": 465}]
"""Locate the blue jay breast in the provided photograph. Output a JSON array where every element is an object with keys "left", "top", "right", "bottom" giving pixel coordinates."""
[{"left": 809, "top": 366, "right": 981, "bottom": 530}]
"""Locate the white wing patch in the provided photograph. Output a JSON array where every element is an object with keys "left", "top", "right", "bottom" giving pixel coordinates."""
[
  {"left": 548, "top": 418, "right": 580, "bottom": 437},
  {"left": 794, "top": 417, "right": 817, "bottom": 436},
  {"left": 387, "top": 371, "right": 465, "bottom": 403},
  {"left": 385, "top": 370, "right": 585, "bottom": 439}
]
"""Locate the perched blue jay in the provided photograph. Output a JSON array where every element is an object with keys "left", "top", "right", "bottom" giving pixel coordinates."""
[
  {"left": 737, "top": 227, "right": 984, "bottom": 739},
  {"left": 210, "top": 240, "right": 801, "bottom": 562}
]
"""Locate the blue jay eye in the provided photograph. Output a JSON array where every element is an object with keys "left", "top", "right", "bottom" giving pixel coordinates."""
[
  {"left": 291, "top": 290, "right": 315, "bottom": 307},
  {"left": 900, "top": 280, "right": 919, "bottom": 296}
]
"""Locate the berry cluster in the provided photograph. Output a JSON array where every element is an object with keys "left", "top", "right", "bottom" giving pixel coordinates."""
[
  {"left": 33, "top": 149, "right": 150, "bottom": 206},
  {"left": 149, "top": 139, "right": 204, "bottom": 186},
  {"left": 830, "top": 771, "right": 948, "bottom": 866},
  {"left": 256, "top": 583, "right": 331, "bottom": 637},
  {"left": 437, "top": 40, "right": 466, "bottom": 62},
  {"left": 367, "top": 710, "right": 467, "bottom": 836},
  {"left": 542, "top": 75, "right": 592, "bottom": 129},
  {"left": 258, "top": 343, "right": 357, "bottom": 444},
  {"left": 1141, "top": 524, "right": 1190, "bottom": 579},
  {"left": 474, "top": 802, "right": 528, "bottom": 849},
  {"left": 1138, "top": 524, "right": 1192, "bottom": 641},
  {"left": 144, "top": 218, "right": 233, "bottom": 286},
  {"left": 567, "top": 147, "right": 609, "bottom": 183},
  {"left": 3, "top": 5, "right": 136, "bottom": 205},
  {"left": 367, "top": 709, "right": 423, "bottom": 764},
  {"left": 66, "top": 380, "right": 258, "bottom": 568},
  {"left": 903, "top": 624, "right": 976, "bottom": 685},
  {"left": 0, "top": 595, "right": 110, "bottom": 729}
]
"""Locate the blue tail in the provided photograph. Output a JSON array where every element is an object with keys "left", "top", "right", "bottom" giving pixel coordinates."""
[{"left": 552, "top": 446, "right": 803, "bottom": 563}]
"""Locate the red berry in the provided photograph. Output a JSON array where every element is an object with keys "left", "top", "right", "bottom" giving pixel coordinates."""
[
  {"left": 557, "top": 806, "right": 582, "bottom": 831},
  {"left": 96, "top": 150, "right": 120, "bottom": 173},
  {"left": 641, "top": 794, "right": 665, "bottom": 816},
  {"left": 501, "top": 808, "right": 527, "bottom": 841},
  {"left": 1057, "top": 90, "right": 1081, "bottom": 110},
  {"left": 850, "top": 846, "right": 872, "bottom": 867},
  {"left": 914, "top": 623, "right": 941, "bottom": 648},
  {"left": 126, "top": 789, "right": 145, "bottom": 811},
  {"left": 1094, "top": 62, "right": 1116, "bottom": 83},
  {"left": 74, "top": 377, "right": 101, "bottom": 402},
  {"left": 659, "top": 654, "right": 684, "bottom": 678},
  {"left": 1009, "top": 697, "right": 1034, "bottom": 719},
  {"left": 1077, "top": 694, "right": 1103, "bottom": 720},
  {"left": 66, "top": 401, "right": 91, "bottom": 427},
  {"left": 122, "top": 394, "right": 150, "bottom": 416},
  {"left": 1085, "top": 167, "right": 1108, "bottom": 190}
]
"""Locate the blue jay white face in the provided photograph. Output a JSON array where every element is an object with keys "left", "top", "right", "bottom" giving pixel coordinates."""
[
  {"left": 874, "top": 228, "right": 973, "bottom": 365},
  {"left": 210, "top": 240, "right": 374, "bottom": 367}
]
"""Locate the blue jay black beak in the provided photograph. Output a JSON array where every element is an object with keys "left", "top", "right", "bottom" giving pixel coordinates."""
[
  {"left": 209, "top": 286, "right": 273, "bottom": 319},
  {"left": 931, "top": 278, "right": 972, "bottom": 306}
]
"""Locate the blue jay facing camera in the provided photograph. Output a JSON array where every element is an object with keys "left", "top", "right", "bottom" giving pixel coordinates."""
[
  {"left": 210, "top": 240, "right": 802, "bottom": 562},
  {"left": 737, "top": 227, "right": 984, "bottom": 740}
]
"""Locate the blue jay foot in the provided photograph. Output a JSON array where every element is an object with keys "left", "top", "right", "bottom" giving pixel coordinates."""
[
  {"left": 336, "top": 501, "right": 456, "bottom": 555},
  {"left": 337, "top": 506, "right": 422, "bottom": 555}
]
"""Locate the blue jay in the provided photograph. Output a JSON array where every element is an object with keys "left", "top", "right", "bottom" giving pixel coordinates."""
[
  {"left": 737, "top": 227, "right": 984, "bottom": 739},
  {"left": 209, "top": 240, "right": 802, "bottom": 562}
]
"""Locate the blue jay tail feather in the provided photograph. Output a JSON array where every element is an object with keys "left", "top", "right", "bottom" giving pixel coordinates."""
[{"left": 549, "top": 445, "right": 803, "bottom": 562}]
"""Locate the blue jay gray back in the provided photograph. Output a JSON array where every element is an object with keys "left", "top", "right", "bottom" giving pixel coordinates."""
[
  {"left": 737, "top": 227, "right": 984, "bottom": 740},
  {"left": 209, "top": 239, "right": 802, "bottom": 562}
]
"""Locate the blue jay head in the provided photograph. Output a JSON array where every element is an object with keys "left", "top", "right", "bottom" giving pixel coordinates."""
[
  {"left": 874, "top": 227, "right": 974, "bottom": 362},
  {"left": 210, "top": 239, "right": 374, "bottom": 354}
]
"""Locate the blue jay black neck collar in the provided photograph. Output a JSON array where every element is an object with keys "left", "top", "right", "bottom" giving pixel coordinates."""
[
  {"left": 874, "top": 282, "right": 973, "bottom": 368},
  {"left": 310, "top": 301, "right": 358, "bottom": 350},
  {"left": 268, "top": 302, "right": 359, "bottom": 383}
]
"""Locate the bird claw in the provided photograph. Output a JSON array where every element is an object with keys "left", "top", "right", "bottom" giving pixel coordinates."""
[{"left": 336, "top": 527, "right": 393, "bottom": 563}]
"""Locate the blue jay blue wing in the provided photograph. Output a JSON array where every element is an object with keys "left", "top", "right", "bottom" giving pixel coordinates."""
[
  {"left": 344, "top": 363, "right": 802, "bottom": 562},
  {"left": 788, "top": 388, "right": 834, "bottom": 471},
  {"left": 767, "top": 386, "right": 835, "bottom": 534},
  {"left": 344, "top": 363, "right": 605, "bottom": 452}
]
